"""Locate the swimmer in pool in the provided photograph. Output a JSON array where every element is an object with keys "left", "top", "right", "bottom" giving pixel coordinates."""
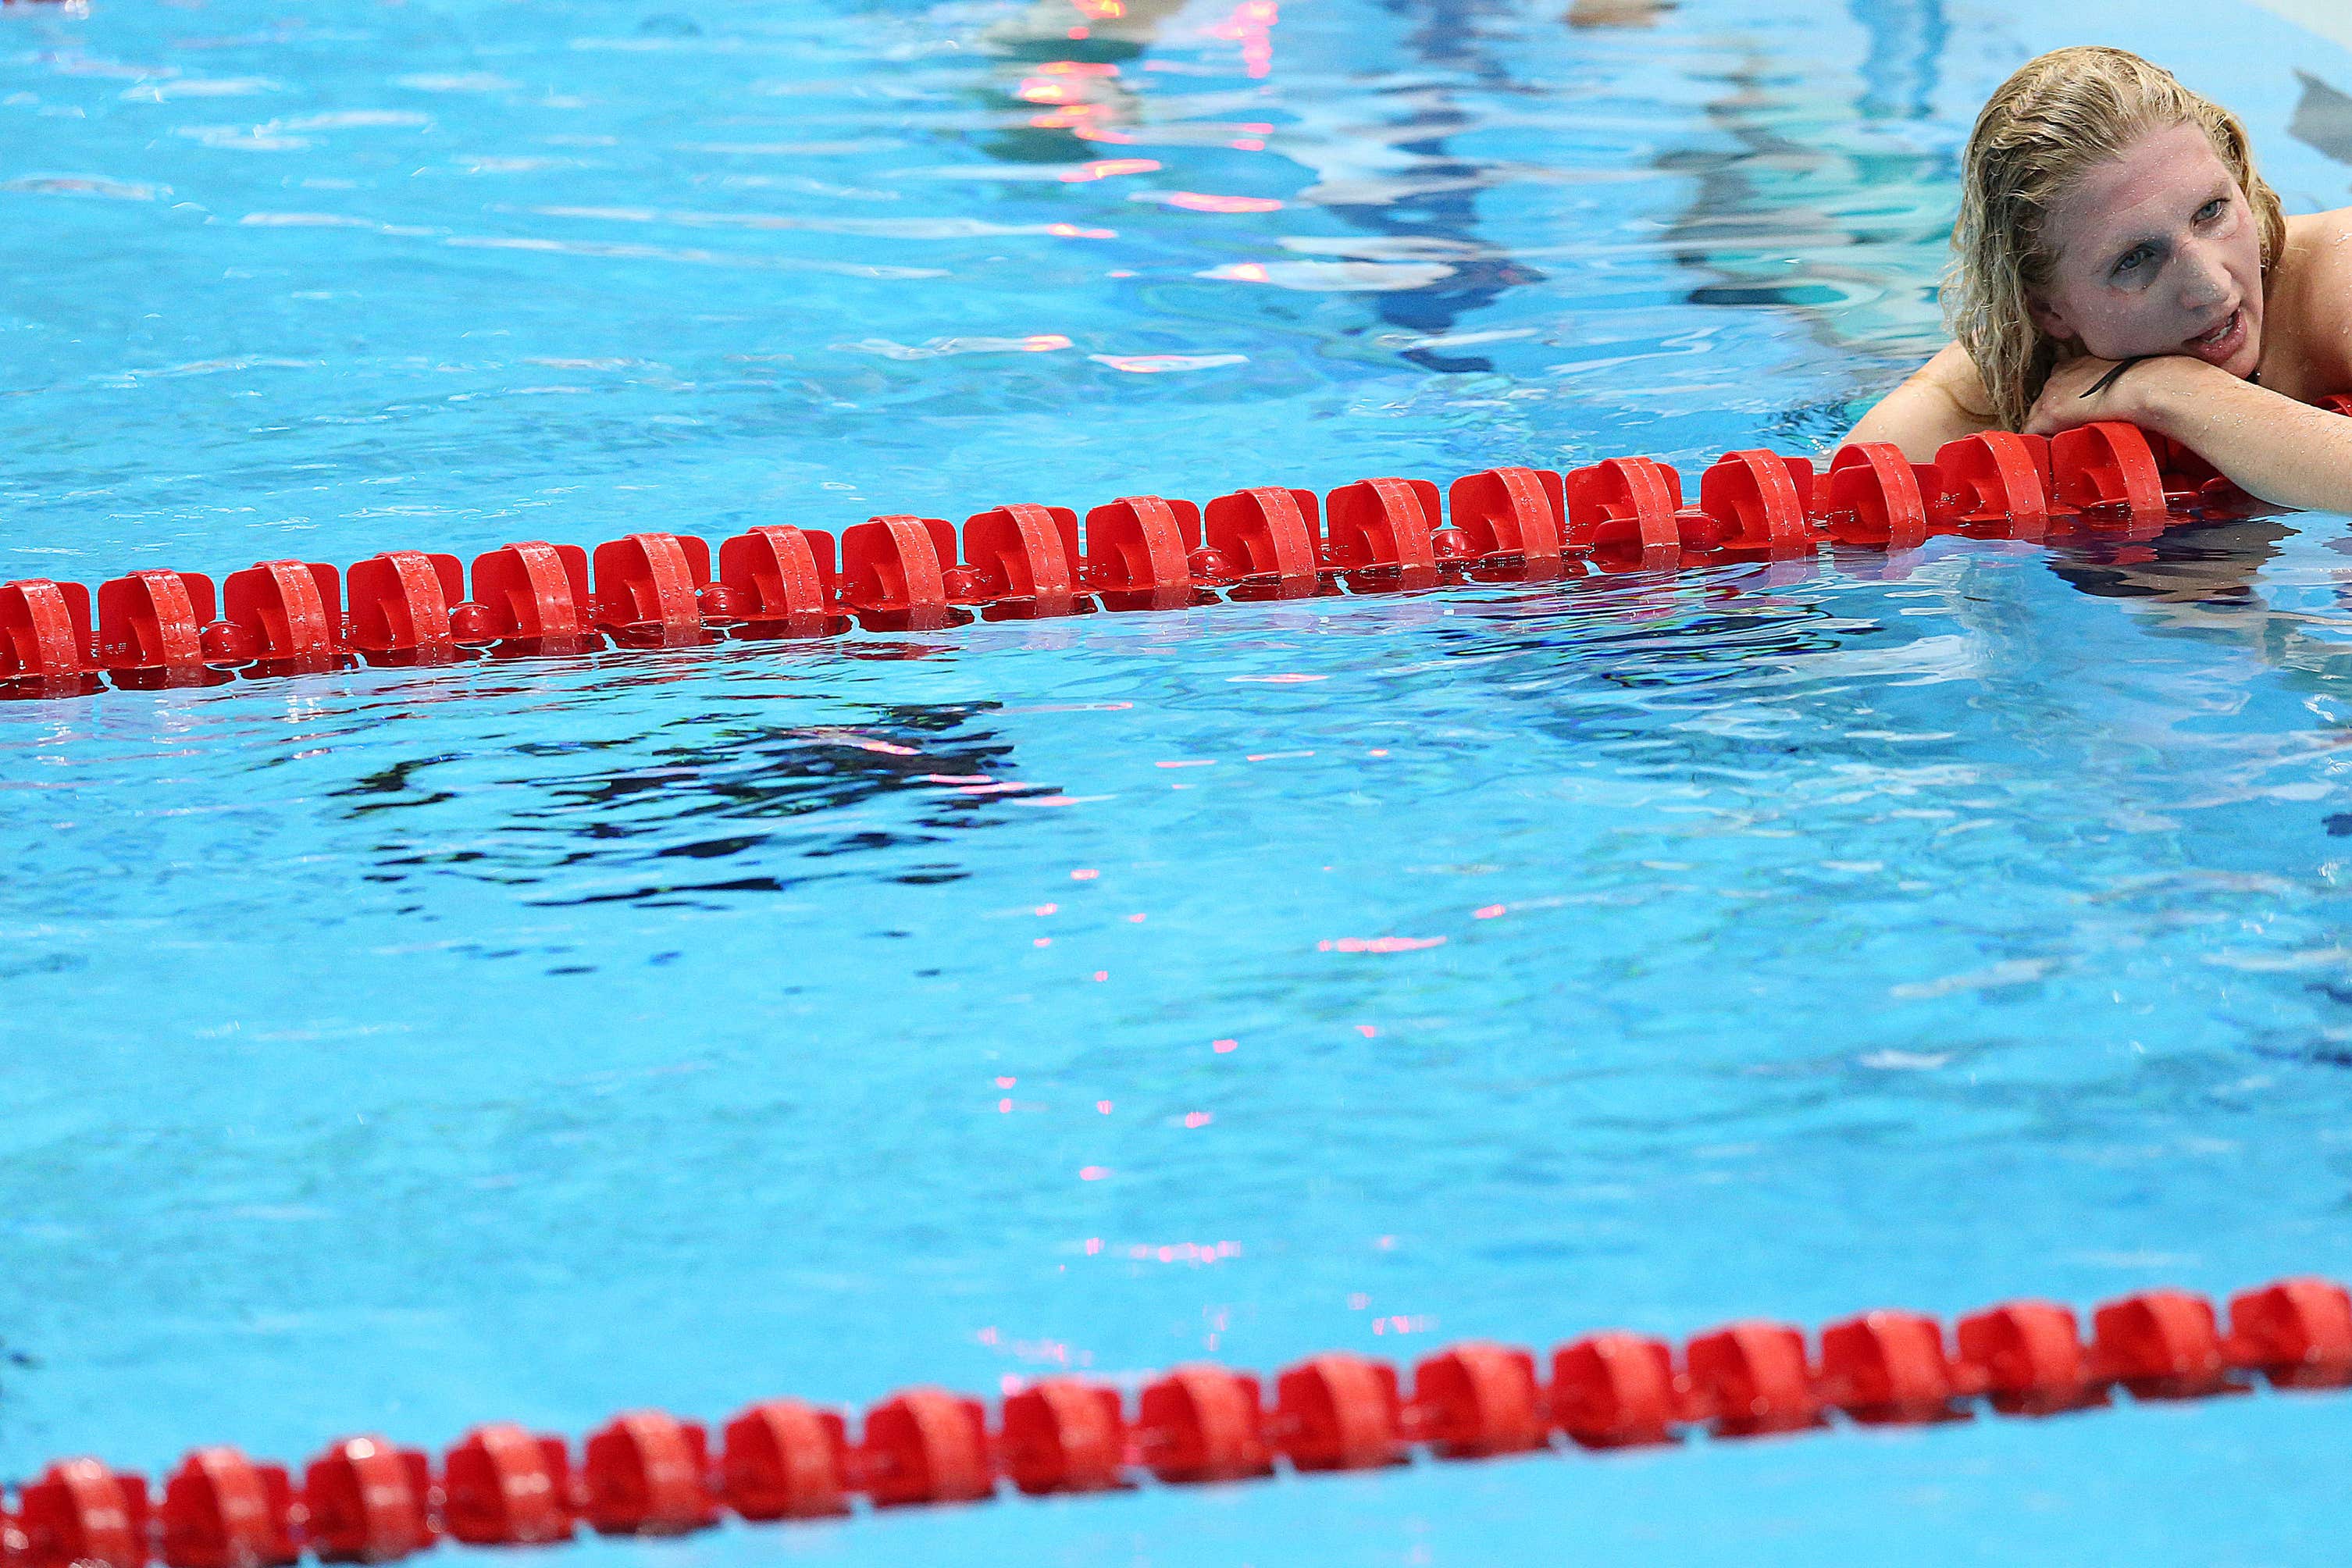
[{"left": 1848, "top": 46, "right": 2352, "bottom": 515}]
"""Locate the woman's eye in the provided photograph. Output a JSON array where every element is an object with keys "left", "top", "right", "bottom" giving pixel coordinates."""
[
  {"left": 2113, "top": 247, "right": 2152, "bottom": 278},
  {"left": 2197, "top": 197, "right": 2225, "bottom": 223}
]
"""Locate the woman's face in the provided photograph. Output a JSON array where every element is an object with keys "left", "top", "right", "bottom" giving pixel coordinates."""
[{"left": 2029, "top": 120, "right": 2265, "bottom": 379}]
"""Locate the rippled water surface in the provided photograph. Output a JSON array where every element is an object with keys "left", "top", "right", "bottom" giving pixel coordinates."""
[{"left": 7, "top": 0, "right": 2352, "bottom": 1562}]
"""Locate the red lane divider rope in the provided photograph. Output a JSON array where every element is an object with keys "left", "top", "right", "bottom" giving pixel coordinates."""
[
  {"left": 7, "top": 1276, "right": 2347, "bottom": 1559},
  {"left": 7, "top": 412, "right": 2345, "bottom": 704}
]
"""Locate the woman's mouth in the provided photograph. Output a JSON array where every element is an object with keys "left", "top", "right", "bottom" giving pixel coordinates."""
[{"left": 2183, "top": 306, "right": 2250, "bottom": 366}]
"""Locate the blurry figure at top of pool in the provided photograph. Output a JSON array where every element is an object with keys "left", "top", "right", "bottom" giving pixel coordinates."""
[
  {"left": 982, "top": 0, "right": 1196, "bottom": 59},
  {"left": 968, "top": 0, "right": 1195, "bottom": 165},
  {"left": 1566, "top": 0, "right": 1674, "bottom": 28}
]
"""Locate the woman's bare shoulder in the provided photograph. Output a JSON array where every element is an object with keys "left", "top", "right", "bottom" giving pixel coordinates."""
[
  {"left": 1845, "top": 341, "right": 2000, "bottom": 460},
  {"left": 1911, "top": 340, "right": 1997, "bottom": 412},
  {"left": 2275, "top": 209, "right": 2352, "bottom": 387},
  {"left": 2279, "top": 208, "right": 2352, "bottom": 287}
]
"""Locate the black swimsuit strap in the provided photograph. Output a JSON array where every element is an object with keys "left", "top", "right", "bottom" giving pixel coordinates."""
[{"left": 2079, "top": 358, "right": 2145, "bottom": 399}]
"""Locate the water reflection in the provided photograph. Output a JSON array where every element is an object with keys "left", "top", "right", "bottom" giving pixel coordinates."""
[
  {"left": 1848, "top": 0, "right": 1946, "bottom": 123},
  {"left": 966, "top": 0, "right": 1548, "bottom": 371},
  {"left": 1658, "top": 4, "right": 1953, "bottom": 351},
  {"left": 2044, "top": 518, "right": 2296, "bottom": 608},
  {"left": 335, "top": 704, "right": 1022, "bottom": 908},
  {"left": 1309, "top": 0, "right": 1549, "bottom": 372},
  {"left": 2291, "top": 70, "right": 2352, "bottom": 169}
]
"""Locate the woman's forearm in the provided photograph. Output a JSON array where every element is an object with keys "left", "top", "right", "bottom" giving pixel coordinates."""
[{"left": 2140, "top": 362, "right": 2352, "bottom": 515}]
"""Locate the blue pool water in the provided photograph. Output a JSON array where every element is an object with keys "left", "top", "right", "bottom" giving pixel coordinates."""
[{"left": 6, "top": 0, "right": 2352, "bottom": 1560}]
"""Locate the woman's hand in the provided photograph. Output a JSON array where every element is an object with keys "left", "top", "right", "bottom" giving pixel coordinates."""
[{"left": 2023, "top": 352, "right": 2215, "bottom": 439}]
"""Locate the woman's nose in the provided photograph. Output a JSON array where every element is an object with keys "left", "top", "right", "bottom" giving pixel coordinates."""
[{"left": 2178, "top": 241, "right": 2233, "bottom": 308}]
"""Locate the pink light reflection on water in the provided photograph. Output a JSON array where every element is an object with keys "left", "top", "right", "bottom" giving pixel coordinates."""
[
  {"left": 1114, "top": 1240, "right": 1242, "bottom": 1264},
  {"left": 1208, "top": 0, "right": 1279, "bottom": 78},
  {"left": 1057, "top": 159, "right": 1158, "bottom": 184},
  {"left": 1146, "top": 191, "right": 1283, "bottom": 214}
]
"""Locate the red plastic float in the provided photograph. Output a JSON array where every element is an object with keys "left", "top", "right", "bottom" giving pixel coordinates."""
[
  {"left": 962, "top": 504, "right": 1082, "bottom": 611},
  {"left": 1406, "top": 1342, "right": 1547, "bottom": 1459},
  {"left": 469, "top": 543, "right": 593, "bottom": 643},
  {"left": 715, "top": 526, "right": 837, "bottom": 625},
  {"left": 345, "top": 553, "right": 465, "bottom": 657},
  {"left": 14, "top": 1459, "right": 150, "bottom": 1568},
  {"left": 1683, "top": 1321, "right": 1822, "bottom": 1437},
  {"left": 0, "top": 579, "right": 96, "bottom": 683},
  {"left": 839, "top": 515, "right": 956, "bottom": 623},
  {"left": 222, "top": 561, "right": 344, "bottom": 668},
  {"left": 1202, "top": 486, "right": 1320, "bottom": 593},
  {"left": 579, "top": 1413, "right": 718, "bottom": 1537},
  {"left": 1548, "top": 1331, "right": 1681, "bottom": 1448},
  {"left": 1447, "top": 467, "right": 1566, "bottom": 562},
  {"left": 97, "top": 570, "right": 215, "bottom": 675},
  {"left": 1082, "top": 494, "right": 1201, "bottom": 605},
  {"left": 1697, "top": 450, "right": 1812, "bottom": 552},
  {"left": 1564, "top": 456, "right": 1682, "bottom": 560},
  {"left": 437, "top": 1425, "right": 574, "bottom": 1546},
  {"left": 2092, "top": 1288, "right": 2236, "bottom": 1400},
  {"left": 1814, "top": 1310, "right": 1963, "bottom": 1424},
  {"left": 1135, "top": 1364, "right": 1273, "bottom": 1484},
  {"left": 1274, "top": 1353, "right": 1406, "bottom": 1472},
  {"left": 2225, "top": 1278, "right": 2352, "bottom": 1388},
  {"left": 2050, "top": 420, "right": 2168, "bottom": 522},
  {"left": 1930, "top": 432, "right": 2054, "bottom": 536},
  {"left": 299, "top": 1438, "right": 434, "bottom": 1563},
  {"left": 996, "top": 1380, "right": 1128, "bottom": 1495},
  {"left": 590, "top": 533, "right": 712, "bottom": 640},
  {"left": 719, "top": 1400, "right": 850, "bottom": 1520},
  {"left": 1951, "top": 1300, "right": 2099, "bottom": 1415},
  {"left": 1819, "top": 442, "right": 1931, "bottom": 550},
  {"left": 1324, "top": 477, "right": 1440, "bottom": 576},
  {"left": 857, "top": 1390, "right": 992, "bottom": 1509},
  {"left": 157, "top": 1449, "right": 297, "bottom": 1568}
]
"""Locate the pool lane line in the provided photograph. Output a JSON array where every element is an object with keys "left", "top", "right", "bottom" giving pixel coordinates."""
[
  {"left": 6, "top": 1274, "right": 2347, "bottom": 1558},
  {"left": 7, "top": 415, "right": 2336, "bottom": 703}
]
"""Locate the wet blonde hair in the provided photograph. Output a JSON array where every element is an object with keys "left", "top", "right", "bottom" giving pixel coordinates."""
[{"left": 1946, "top": 47, "right": 2286, "bottom": 430}]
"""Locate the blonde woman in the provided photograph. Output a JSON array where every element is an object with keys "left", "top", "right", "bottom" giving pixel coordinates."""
[{"left": 1849, "top": 46, "right": 2352, "bottom": 514}]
